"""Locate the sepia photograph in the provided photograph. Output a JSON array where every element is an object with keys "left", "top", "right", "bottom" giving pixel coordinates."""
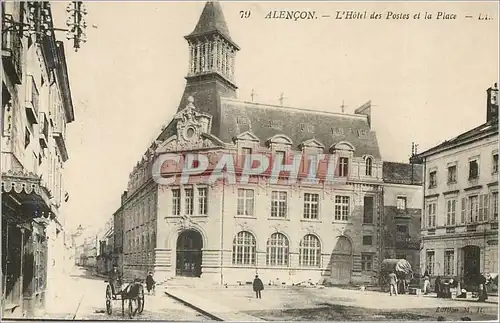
[{"left": 1, "top": 0, "right": 499, "bottom": 321}]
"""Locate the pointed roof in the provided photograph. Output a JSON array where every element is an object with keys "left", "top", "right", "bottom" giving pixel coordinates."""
[{"left": 186, "top": 1, "right": 237, "bottom": 47}]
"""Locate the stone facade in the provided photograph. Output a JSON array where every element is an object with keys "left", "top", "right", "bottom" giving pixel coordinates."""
[
  {"left": 116, "top": 1, "right": 423, "bottom": 287},
  {"left": 416, "top": 83, "right": 499, "bottom": 287}
]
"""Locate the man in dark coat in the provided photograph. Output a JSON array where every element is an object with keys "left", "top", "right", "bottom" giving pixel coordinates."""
[
  {"left": 146, "top": 272, "right": 155, "bottom": 295},
  {"left": 253, "top": 275, "right": 264, "bottom": 299},
  {"left": 477, "top": 273, "right": 488, "bottom": 302},
  {"left": 109, "top": 266, "right": 121, "bottom": 299}
]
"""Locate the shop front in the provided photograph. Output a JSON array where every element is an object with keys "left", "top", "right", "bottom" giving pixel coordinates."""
[{"left": 1, "top": 170, "right": 54, "bottom": 318}]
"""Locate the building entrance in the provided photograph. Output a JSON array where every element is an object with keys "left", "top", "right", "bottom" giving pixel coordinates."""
[
  {"left": 462, "top": 245, "right": 480, "bottom": 287},
  {"left": 175, "top": 230, "right": 202, "bottom": 277}
]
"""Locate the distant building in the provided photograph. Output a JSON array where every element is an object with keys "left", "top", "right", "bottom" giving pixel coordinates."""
[
  {"left": 382, "top": 161, "right": 424, "bottom": 276},
  {"left": 415, "top": 83, "right": 498, "bottom": 288},
  {"left": 112, "top": 191, "right": 127, "bottom": 273}
]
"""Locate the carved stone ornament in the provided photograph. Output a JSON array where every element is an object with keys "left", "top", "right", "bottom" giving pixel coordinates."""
[
  {"left": 172, "top": 96, "right": 213, "bottom": 151},
  {"left": 237, "top": 221, "right": 250, "bottom": 231},
  {"left": 178, "top": 214, "right": 194, "bottom": 229}
]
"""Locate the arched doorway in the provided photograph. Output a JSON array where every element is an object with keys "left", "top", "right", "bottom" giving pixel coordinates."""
[
  {"left": 462, "top": 245, "right": 480, "bottom": 287},
  {"left": 330, "top": 236, "right": 352, "bottom": 284},
  {"left": 176, "top": 230, "right": 203, "bottom": 277}
]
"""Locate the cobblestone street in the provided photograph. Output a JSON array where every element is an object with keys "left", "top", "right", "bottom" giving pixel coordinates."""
[{"left": 36, "top": 268, "right": 208, "bottom": 321}]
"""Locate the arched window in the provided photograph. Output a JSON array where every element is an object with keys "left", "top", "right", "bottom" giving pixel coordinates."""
[
  {"left": 266, "top": 233, "right": 289, "bottom": 266},
  {"left": 299, "top": 234, "right": 321, "bottom": 267},
  {"left": 365, "top": 157, "right": 373, "bottom": 176},
  {"left": 232, "top": 231, "right": 256, "bottom": 265}
]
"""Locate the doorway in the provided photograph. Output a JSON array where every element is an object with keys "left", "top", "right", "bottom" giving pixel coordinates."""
[
  {"left": 462, "top": 245, "right": 480, "bottom": 286},
  {"left": 330, "top": 236, "right": 353, "bottom": 284},
  {"left": 176, "top": 230, "right": 203, "bottom": 277}
]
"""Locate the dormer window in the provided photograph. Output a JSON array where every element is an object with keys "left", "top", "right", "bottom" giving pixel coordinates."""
[
  {"left": 365, "top": 157, "right": 373, "bottom": 176},
  {"left": 242, "top": 147, "right": 252, "bottom": 168},
  {"left": 469, "top": 159, "right": 479, "bottom": 180},
  {"left": 275, "top": 150, "right": 285, "bottom": 164},
  {"left": 339, "top": 157, "right": 349, "bottom": 177}
]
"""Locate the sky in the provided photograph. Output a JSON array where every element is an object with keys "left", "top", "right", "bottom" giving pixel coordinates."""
[{"left": 51, "top": 1, "right": 499, "bottom": 233}]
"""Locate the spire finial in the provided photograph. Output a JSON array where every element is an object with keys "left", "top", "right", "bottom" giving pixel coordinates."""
[
  {"left": 279, "top": 92, "right": 287, "bottom": 106},
  {"left": 341, "top": 100, "right": 347, "bottom": 113}
]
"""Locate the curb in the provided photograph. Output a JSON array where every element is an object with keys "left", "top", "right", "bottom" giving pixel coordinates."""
[{"left": 164, "top": 290, "right": 224, "bottom": 321}]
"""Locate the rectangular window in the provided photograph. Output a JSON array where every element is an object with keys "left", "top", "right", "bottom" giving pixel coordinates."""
[
  {"left": 275, "top": 150, "right": 285, "bottom": 164},
  {"left": 362, "top": 235, "right": 372, "bottom": 246},
  {"left": 334, "top": 196, "right": 350, "bottom": 221},
  {"left": 468, "top": 195, "right": 479, "bottom": 223},
  {"left": 427, "top": 202, "right": 436, "bottom": 227},
  {"left": 303, "top": 193, "right": 319, "bottom": 219},
  {"left": 493, "top": 153, "right": 498, "bottom": 174},
  {"left": 339, "top": 157, "right": 349, "bottom": 177},
  {"left": 397, "top": 196, "right": 407, "bottom": 210},
  {"left": 237, "top": 189, "right": 254, "bottom": 216},
  {"left": 198, "top": 187, "right": 208, "bottom": 215},
  {"left": 24, "top": 127, "right": 30, "bottom": 148},
  {"left": 448, "top": 165, "right": 457, "bottom": 183},
  {"left": 363, "top": 196, "right": 374, "bottom": 224},
  {"left": 446, "top": 199, "right": 457, "bottom": 226},
  {"left": 271, "top": 191, "right": 287, "bottom": 218},
  {"left": 429, "top": 171, "right": 437, "bottom": 188},
  {"left": 479, "top": 194, "right": 489, "bottom": 222},
  {"left": 185, "top": 188, "right": 194, "bottom": 215},
  {"left": 444, "top": 250, "right": 455, "bottom": 276},
  {"left": 469, "top": 160, "right": 479, "bottom": 179},
  {"left": 426, "top": 250, "right": 435, "bottom": 276},
  {"left": 172, "top": 189, "right": 180, "bottom": 215},
  {"left": 242, "top": 147, "right": 252, "bottom": 168},
  {"left": 492, "top": 192, "right": 498, "bottom": 220},
  {"left": 361, "top": 253, "right": 373, "bottom": 272}
]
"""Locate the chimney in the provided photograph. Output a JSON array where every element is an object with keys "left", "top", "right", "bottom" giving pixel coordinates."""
[
  {"left": 355, "top": 101, "right": 372, "bottom": 128},
  {"left": 121, "top": 191, "right": 128, "bottom": 205},
  {"left": 486, "top": 82, "right": 498, "bottom": 122}
]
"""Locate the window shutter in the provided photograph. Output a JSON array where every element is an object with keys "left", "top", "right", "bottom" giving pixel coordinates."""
[
  {"left": 479, "top": 195, "right": 484, "bottom": 221},
  {"left": 427, "top": 204, "right": 432, "bottom": 227},
  {"left": 452, "top": 200, "right": 456, "bottom": 225},
  {"left": 432, "top": 204, "right": 436, "bottom": 227},
  {"left": 484, "top": 195, "right": 489, "bottom": 221},
  {"left": 466, "top": 197, "right": 471, "bottom": 223}
]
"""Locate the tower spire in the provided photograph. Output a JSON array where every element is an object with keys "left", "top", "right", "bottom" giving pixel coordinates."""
[{"left": 184, "top": 1, "right": 239, "bottom": 88}]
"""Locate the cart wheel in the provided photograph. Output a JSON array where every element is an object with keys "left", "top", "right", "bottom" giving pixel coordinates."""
[
  {"left": 106, "top": 286, "right": 113, "bottom": 315},
  {"left": 138, "top": 288, "right": 145, "bottom": 314},
  {"left": 128, "top": 300, "right": 134, "bottom": 318}
]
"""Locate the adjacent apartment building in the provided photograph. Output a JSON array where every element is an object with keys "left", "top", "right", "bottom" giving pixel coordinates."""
[
  {"left": 415, "top": 83, "right": 499, "bottom": 289},
  {"left": 1, "top": 2, "right": 76, "bottom": 317},
  {"left": 382, "top": 161, "right": 424, "bottom": 276},
  {"left": 114, "top": 1, "right": 423, "bottom": 286}
]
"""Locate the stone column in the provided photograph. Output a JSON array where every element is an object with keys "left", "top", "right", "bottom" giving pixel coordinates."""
[{"left": 196, "top": 42, "right": 201, "bottom": 74}]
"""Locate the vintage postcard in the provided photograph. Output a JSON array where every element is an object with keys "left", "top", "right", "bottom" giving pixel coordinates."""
[{"left": 1, "top": 1, "right": 498, "bottom": 321}]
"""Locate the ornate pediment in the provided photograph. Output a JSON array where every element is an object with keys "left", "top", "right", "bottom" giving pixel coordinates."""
[
  {"left": 330, "top": 141, "right": 355, "bottom": 153},
  {"left": 169, "top": 96, "right": 213, "bottom": 150},
  {"left": 300, "top": 138, "right": 325, "bottom": 149},
  {"left": 233, "top": 131, "right": 260, "bottom": 143},
  {"left": 267, "top": 134, "right": 293, "bottom": 146},
  {"left": 156, "top": 133, "right": 222, "bottom": 153}
]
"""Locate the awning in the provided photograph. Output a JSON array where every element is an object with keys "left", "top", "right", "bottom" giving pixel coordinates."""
[{"left": 1, "top": 170, "right": 55, "bottom": 221}]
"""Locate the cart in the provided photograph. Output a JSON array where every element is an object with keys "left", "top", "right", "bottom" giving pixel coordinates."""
[
  {"left": 379, "top": 259, "right": 413, "bottom": 293},
  {"left": 104, "top": 278, "right": 145, "bottom": 318}
]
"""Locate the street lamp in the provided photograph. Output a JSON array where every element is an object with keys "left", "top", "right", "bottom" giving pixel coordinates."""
[{"left": 1, "top": 1, "right": 88, "bottom": 52}]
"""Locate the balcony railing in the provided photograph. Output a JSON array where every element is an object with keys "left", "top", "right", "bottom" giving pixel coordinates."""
[
  {"left": 25, "top": 75, "right": 39, "bottom": 124},
  {"left": 1, "top": 25, "right": 23, "bottom": 84},
  {"left": 395, "top": 233, "right": 421, "bottom": 250},
  {"left": 39, "top": 112, "right": 49, "bottom": 148}
]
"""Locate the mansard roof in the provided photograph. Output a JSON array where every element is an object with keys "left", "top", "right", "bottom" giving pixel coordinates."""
[
  {"left": 186, "top": 1, "right": 235, "bottom": 46},
  {"left": 218, "top": 98, "right": 381, "bottom": 158}
]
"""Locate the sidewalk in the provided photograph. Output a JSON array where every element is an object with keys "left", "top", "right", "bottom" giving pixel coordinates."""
[{"left": 165, "top": 287, "right": 264, "bottom": 321}]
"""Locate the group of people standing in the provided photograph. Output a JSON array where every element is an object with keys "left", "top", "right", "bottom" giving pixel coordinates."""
[{"left": 422, "top": 270, "right": 490, "bottom": 302}]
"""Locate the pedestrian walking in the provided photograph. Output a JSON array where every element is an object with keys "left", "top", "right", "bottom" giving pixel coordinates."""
[
  {"left": 388, "top": 271, "right": 398, "bottom": 296},
  {"left": 423, "top": 275, "right": 431, "bottom": 294},
  {"left": 253, "top": 275, "right": 264, "bottom": 299},
  {"left": 146, "top": 272, "right": 155, "bottom": 295}
]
